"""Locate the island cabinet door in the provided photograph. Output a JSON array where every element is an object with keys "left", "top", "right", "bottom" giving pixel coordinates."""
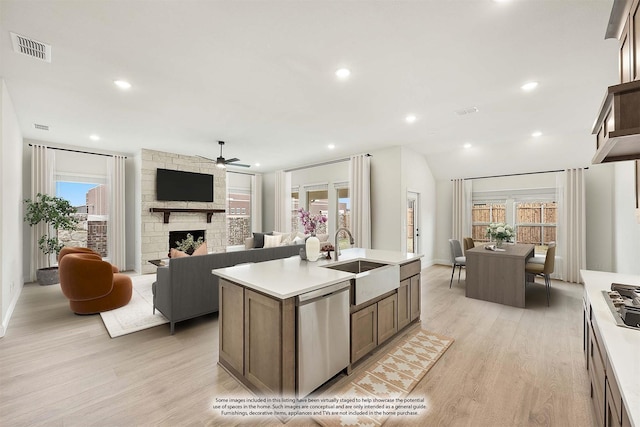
[
  {"left": 219, "top": 280, "right": 244, "bottom": 375},
  {"left": 377, "top": 294, "right": 398, "bottom": 345},
  {"left": 351, "top": 304, "right": 377, "bottom": 363},
  {"left": 409, "top": 274, "right": 421, "bottom": 321},
  {"left": 397, "top": 279, "right": 411, "bottom": 330},
  {"left": 244, "top": 289, "right": 295, "bottom": 395}
]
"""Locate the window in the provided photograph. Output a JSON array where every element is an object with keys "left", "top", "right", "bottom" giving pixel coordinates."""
[
  {"left": 515, "top": 201, "right": 557, "bottom": 253},
  {"left": 471, "top": 202, "right": 506, "bottom": 243},
  {"left": 227, "top": 172, "right": 253, "bottom": 247},
  {"left": 291, "top": 189, "right": 299, "bottom": 231},
  {"left": 56, "top": 180, "right": 108, "bottom": 257},
  {"left": 337, "top": 187, "right": 350, "bottom": 249},
  {"left": 307, "top": 189, "right": 328, "bottom": 235}
]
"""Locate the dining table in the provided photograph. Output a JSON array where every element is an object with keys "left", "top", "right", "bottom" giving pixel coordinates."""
[{"left": 465, "top": 243, "right": 535, "bottom": 308}]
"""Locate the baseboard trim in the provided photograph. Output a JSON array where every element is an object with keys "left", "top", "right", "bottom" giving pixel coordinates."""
[{"left": 0, "top": 282, "right": 23, "bottom": 338}]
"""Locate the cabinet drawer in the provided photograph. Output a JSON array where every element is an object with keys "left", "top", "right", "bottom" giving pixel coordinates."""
[
  {"left": 399, "top": 260, "right": 420, "bottom": 281},
  {"left": 606, "top": 378, "right": 622, "bottom": 427},
  {"left": 589, "top": 324, "right": 606, "bottom": 421}
]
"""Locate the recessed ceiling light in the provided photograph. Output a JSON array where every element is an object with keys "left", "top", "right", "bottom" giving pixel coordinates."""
[
  {"left": 463, "top": 143, "right": 472, "bottom": 149},
  {"left": 521, "top": 81, "right": 539, "bottom": 91},
  {"left": 531, "top": 131, "right": 542, "bottom": 137},
  {"left": 89, "top": 134, "right": 100, "bottom": 141},
  {"left": 335, "top": 68, "right": 351, "bottom": 79},
  {"left": 254, "top": 163, "right": 260, "bottom": 167},
  {"left": 328, "top": 144, "right": 335, "bottom": 149},
  {"left": 405, "top": 115, "right": 417, "bottom": 123},
  {"left": 114, "top": 80, "right": 131, "bottom": 90}
]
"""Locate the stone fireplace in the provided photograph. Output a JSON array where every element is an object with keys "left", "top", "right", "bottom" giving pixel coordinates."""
[{"left": 140, "top": 149, "right": 227, "bottom": 274}]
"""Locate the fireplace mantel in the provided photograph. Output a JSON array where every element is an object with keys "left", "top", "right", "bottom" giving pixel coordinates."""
[{"left": 149, "top": 208, "right": 225, "bottom": 224}]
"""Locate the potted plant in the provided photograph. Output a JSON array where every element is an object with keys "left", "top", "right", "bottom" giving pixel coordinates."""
[{"left": 24, "top": 193, "right": 79, "bottom": 285}]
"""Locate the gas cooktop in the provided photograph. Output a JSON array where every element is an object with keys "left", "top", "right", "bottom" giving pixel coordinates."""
[{"left": 602, "top": 283, "right": 640, "bottom": 330}]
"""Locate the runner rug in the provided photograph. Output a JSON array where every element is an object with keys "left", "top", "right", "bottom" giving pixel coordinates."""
[
  {"left": 314, "top": 328, "right": 454, "bottom": 427},
  {"left": 100, "top": 273, "right": 168, "bottom": 338}
]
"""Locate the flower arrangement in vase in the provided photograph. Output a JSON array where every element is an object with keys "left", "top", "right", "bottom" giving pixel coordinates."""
[
  {"left": 486, "top": 222, "right": 515, "bottom": 248},
  {"left": 298, "top": 208, "right": 327, "bottom": 261},
  {"left": 297, "top": 208, "right": 327, "bottom": 236}
]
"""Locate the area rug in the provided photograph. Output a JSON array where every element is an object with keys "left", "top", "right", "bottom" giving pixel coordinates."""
[
  {"left": 100, "top": 274, "right": 168, "bottom": 338},
  {"left": 314, "top": 328, "right": 454, "bottom": 427}
]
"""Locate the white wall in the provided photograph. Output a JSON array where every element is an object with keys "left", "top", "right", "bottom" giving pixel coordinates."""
[
  {"left": 1, "top": 80, "right": 24, "bottom": 337},
  {"left": 370, "top": 147, "right": 402, "bottom": 251},
  {"left": 585, "top": 164, "right": 614, "bottom": 272},
  {"left": 613, "top": 161, "right": 640, "bottom": 274}
]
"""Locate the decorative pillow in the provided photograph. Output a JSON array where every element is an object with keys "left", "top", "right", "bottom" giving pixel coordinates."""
[
  {"left": 192, "top": 242, "right": 208, "bottom": 256},
  {"left": 252, "top": 232, "right": 273, "bottom": 248},
  {"left": 170, "top": 248, "right": 189, "bottom": 258},
  {"left": 293, "top": 236, "right": 305, "bottom": 245},
  {"left": 264, "top": 234, "right": 283, "bottom": 248},
  {"left": 316, "top": 233, "right": 330, "bottom": 243}
]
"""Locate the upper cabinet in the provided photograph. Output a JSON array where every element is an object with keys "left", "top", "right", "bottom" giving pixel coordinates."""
[{"left": 593, "top": 0, "right": 640, "bottom": 163}]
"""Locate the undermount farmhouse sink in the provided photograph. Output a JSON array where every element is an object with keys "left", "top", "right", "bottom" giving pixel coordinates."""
[{"left": 323, "top": 259, "right": 400, "bottom": 305}]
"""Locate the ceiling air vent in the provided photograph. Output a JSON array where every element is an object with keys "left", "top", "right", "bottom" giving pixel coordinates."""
[
  {"left": 10, "top": 32, "right": 51, "bottom": 63},
  {"left": 34, "top": 124, "right": 49, "bottom": 131}
]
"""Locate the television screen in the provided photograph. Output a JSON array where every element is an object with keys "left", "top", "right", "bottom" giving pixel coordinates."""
[{"left": 156, "top": 168, "right": 214, "bottom": 202}]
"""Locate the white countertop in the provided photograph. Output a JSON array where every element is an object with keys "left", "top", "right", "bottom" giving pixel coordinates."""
[
  {"left": 581, "top": 270, "right": 640, "bottom": 427},
  {"left": 212, "top": 248, "right": 422, "bottom": 300}
]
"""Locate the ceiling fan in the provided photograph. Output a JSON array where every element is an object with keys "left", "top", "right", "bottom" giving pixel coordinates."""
[{"left": 198, "top": 141, "right": 250, "bottom": 168}]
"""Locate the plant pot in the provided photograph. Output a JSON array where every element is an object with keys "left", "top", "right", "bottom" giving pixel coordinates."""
[{"left": 36, "top": 267, "right": 60, "bottom": 286}]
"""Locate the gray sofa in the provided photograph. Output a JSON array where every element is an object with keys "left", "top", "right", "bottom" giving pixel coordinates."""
[{"left": 153, "top": 244, "right": 303, "bottom": 334}]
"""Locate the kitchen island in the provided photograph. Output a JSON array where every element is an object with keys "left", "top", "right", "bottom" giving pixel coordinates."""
[{"left": 212, "top": 248, "right": 423, "bottom": 397}]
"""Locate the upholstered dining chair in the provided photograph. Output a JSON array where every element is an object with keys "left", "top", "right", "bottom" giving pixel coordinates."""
[
  {"left": 463, "top": 237, "right": 475, "bottom": 253},
  {"left": 448, "top": 239, "right": 466, "bottom": 288},
  {"left": 525, "top": 243, "right": 556, "bottom": 306}
]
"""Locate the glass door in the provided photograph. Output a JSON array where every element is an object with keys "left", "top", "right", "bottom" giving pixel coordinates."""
[{"left": 407, "top": 192, "right": 419, "bottom": 253}]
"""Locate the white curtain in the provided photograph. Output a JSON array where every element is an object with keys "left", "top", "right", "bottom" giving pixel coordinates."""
[
  {"left": 30, "top": 144, "right": 55, "bottom": 277},
  {"left": 557, "top": 168, "right": 586, "bottom": 283},
  {"left": 349, "top": 154, "right": 371, "bottom": 248},
  {"left": 251, "top": 174, "right": 262, "bottom": 233},
  {"left": 274, "top": 170, "right": 290, "bottom": 232},
  {"left": 452, "top": 179, "right": 472, "bottom": 242},
  {"left": 107, "top": 155, "right": 126, "bottom": 270}
]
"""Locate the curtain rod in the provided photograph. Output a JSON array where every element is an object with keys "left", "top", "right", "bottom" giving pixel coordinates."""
[
  {"left": 454, "top": 167, "right": 589, "bottom": 181},
  {"left": 285, "top": 153, "right": 372, "bottom": 173},
  {"left": 28, "top": 144, "right": 128, "bottom": 159}
]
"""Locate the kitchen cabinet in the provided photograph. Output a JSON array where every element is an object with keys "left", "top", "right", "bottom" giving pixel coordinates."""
[
  {"left": 218, "top": 279, "right": 295, "bottom": 396},
  {"left": 397, "top": 279, "right": 411, "bottom": 330},
  {"left": 583, "top": 293, "right": 632, "bottom": 427},
  {"left": 410, "top": 274, "right": 421, "bottom": 321},
  {"left": 219, "top": 279, "right": 244, "bottom": 374},
  {"left": 399, "top": 259, "right": 421, "bottom": 325},
  {"left": 351, "top": 303, "right": 377, "bottom": 363},
  {"left": 377, "top": 294, "right": 398, "bottom": 344},
  {"left": 593, "top": 0, "right": 640, "bottom": 163}
]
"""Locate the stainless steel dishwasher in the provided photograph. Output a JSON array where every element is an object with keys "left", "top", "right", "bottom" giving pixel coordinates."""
[{"left": 297, "top": 281, "right": 350, "bottom": 397}]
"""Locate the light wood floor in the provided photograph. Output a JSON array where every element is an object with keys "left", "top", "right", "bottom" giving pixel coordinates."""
[{"left": 0, "top": 265, "right": 597, "bottom": 427}]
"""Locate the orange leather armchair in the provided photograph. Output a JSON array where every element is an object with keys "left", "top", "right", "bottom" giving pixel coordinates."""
[
  {"left": 58, "top": 246, "right": 119, "bottom": 273},
  {"left": 59, "top": 253, "right": 132, "bottom": 314}
]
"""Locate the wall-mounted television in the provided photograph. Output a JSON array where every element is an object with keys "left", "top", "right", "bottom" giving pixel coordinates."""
[{"left": 156, "top": 168, "right": 214, "bottom": 202}]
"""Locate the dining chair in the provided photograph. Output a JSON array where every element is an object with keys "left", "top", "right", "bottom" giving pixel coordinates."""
[
  {"left": 463, "top": 237, "right": 475, "bottom": 253},
  {"left": 448, "top": 239, "right": 466, "bottom": 288},
  {"left": 525, "top": 242, "right": 556, "bottom": 306}
]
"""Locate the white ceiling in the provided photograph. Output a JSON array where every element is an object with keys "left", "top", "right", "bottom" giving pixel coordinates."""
[{"left": 0, "top": 0, "right": 618, "bottom": 179}]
